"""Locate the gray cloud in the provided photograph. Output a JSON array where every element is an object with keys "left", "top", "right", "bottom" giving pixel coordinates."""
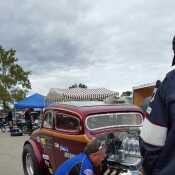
[{"left": 0, "top": 0, "right": 175, "bottom": 94}]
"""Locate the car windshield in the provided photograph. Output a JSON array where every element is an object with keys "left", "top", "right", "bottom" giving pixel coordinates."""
[{"left": 86, "top": 112, "right": 142, "bottom": 131}]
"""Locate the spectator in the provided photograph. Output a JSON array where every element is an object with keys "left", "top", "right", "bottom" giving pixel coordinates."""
[
  {"left": 54, "top": 139, "right": 106, "bottom": 175},
  {"left": 24, "top": 108, "right": 33, "bottom": 134},
  {"left": 7, "top": 110, "right": 13, "bottom": 130},
  {"left": 141, "top": 80, "right": 161, "bottom": 117},
  {"left": 140, "top": 36, "right": 175, "bottom": 175}
]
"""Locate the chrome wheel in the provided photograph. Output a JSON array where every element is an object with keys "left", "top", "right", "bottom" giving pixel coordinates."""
[{"left": 26, "top": 153, "right": 34, "bottom": 175}]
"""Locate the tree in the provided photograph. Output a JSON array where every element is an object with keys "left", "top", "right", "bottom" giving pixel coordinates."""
[
  {"left": 69, "top": 83, "right": 78, "bottom": 89},
  {"left": 69, "top": 83, "right": 87, "bottom": 89},
  {"left": 78, "top": 83, "right": 87, "bottom": 88},
  {"left": 121, "top": 91, "right": 132, "bottom": 97},
  {"left": 0, "top": 46, "right": 31, "bottom": 110}
]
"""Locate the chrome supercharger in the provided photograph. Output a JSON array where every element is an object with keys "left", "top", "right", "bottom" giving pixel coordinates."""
[{"left": 100, "top": 129, "right": 142, "bottom": 175}]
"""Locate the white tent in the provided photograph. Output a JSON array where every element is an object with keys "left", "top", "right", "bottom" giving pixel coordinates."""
[{"left": 46, "top": 88, "right": 119, "bottom": 105}]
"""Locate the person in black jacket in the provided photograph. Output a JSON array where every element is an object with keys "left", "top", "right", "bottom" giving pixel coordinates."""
[
  {"left": 140, "top": 36, "right": 175, "bottom": 175},
  {"left": 24, "top": 108, "right": 33, "bottom": 134},
  {"left": 7, "top": 111, "right": 13, "bottom": 130}
]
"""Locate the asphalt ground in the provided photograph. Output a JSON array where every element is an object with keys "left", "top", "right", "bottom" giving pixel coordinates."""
[{"left": 0, "top": 131, "right": 29, "bottom": 175}]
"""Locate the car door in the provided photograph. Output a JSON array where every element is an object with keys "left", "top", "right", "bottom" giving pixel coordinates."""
[
  {"left": 39, "top": 110, "right": 56, "bottom": 171},
  {"left": 53, "top": 110, "right": 87, "bottom": 170}
]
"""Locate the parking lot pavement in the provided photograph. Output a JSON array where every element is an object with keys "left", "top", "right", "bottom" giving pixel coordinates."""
[{"left": 0, "top": 132, "right": 29, "bottom": 175}]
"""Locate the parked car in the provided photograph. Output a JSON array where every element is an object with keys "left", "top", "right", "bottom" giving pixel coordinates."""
[
  {"left": 30, "top": 111, "right": 41, "bottom": 122},
  {"left": 22, "top": 101, "right": 143, "bottom": 175},
  {"left": 10, "top": 127, "right": 23, "bottom": 136},
  {"left": 16, "top": 111, "right": 41, "bottom": 133}
]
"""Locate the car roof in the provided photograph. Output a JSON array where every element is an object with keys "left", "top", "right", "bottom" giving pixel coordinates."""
[{"left": 46, "top": 101, "right": 142, "bottom": 117}]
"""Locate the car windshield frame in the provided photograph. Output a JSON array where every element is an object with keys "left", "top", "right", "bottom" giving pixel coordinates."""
[{"left": 85, "top": 112, "right": 143, "bottom": 131}]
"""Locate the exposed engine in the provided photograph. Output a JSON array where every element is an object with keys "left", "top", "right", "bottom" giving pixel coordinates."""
[{"left": 98, "top": 129, "right": 142, "bottom": 175}]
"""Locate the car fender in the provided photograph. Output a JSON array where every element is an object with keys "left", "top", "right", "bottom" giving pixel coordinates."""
[{"left": 24, "top": 139, "right": 45, "bottom": 169}]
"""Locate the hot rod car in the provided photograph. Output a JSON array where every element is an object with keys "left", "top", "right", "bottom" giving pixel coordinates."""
[{"left": 22, "top": 101, "right": 143, "bottom": 175}]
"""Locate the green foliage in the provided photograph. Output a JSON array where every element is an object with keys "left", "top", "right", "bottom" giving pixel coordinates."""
[
  {"left": 69, "top": 83, "right": 87, "bottom": 89},
  {"left": 69, "top": 83, "right": 78, "bottom": 89},
  {"left": 121, "top": 91, "right": 132, "bottom": 97},
  {"left": 78, "top": 83, "right": 87, "bottom": 88},
  {"left": 0, "top": 46, "right": 31, "bottom": 110}
]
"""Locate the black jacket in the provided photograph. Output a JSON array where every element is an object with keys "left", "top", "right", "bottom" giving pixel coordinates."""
[{"left": 140, "top": 70, "right": 175, "bottom": 175}]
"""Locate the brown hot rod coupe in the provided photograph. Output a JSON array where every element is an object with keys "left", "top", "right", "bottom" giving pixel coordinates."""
[{"left": 22, "top": 101, "right": 143, "bottom": 175}]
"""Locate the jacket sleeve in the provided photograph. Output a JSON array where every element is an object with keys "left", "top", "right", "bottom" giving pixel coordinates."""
[{"left": 140, "top": 75, "right": 170, "bottom": 174}]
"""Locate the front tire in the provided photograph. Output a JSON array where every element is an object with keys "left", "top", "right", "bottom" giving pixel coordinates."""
[{"left": 22, "top": 144, "right": 46, "bottom": 175}]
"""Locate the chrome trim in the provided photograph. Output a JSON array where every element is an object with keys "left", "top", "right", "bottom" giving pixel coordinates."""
[{"left": 85, "top": 112, "right": 143, "bottom": 131}]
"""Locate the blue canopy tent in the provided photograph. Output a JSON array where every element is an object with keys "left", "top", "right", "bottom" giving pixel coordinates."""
[{"left": 15, "top": 93, "right": 45, "bottom": 109}]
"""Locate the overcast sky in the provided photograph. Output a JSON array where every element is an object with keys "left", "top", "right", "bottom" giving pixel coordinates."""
[{"left": 0, "top": 0, "right": 175, "bottom": 95}]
